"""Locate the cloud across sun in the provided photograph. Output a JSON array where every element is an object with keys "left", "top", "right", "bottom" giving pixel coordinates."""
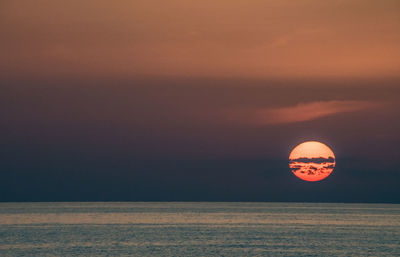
[{"left": 289, "top": 141, "right": 335, "bottom": 182}]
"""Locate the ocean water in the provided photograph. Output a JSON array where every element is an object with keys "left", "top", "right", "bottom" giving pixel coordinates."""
[{"left": 0, "top": 202, "right": 399, "bottom": 256}]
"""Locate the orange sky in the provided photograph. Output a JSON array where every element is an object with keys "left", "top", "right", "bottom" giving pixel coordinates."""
[{"left": 1, "top": 0, "right": 400, "bottom": 79}]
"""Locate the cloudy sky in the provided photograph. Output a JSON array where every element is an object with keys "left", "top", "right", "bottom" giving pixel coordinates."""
[{"left": 1, "top": 0, "right": 399, "bottom": 202}]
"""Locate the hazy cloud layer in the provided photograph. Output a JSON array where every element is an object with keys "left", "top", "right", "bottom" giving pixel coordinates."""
[
  {"left": 1, "top": 0, "right": 400, "bottom": 79},
  {"left": 251, "top": 100, "right": 379, "bottom": 125}
]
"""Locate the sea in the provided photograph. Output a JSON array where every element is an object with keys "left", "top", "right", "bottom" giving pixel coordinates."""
[{"left": 0, "top": 202, "right": 399, "bottom": 256}]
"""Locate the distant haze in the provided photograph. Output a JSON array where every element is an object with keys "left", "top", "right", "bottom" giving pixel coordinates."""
[{"left": 1, "top": 0, "right": 400, "bottom": 79}]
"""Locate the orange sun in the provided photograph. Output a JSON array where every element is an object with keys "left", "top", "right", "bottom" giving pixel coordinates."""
[{"left": 289, "top": 141, "right": 335, "bottom": 182}]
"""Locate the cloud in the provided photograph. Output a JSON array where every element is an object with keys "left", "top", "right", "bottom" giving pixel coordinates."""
[
  {"left": 290, "top": 157, "right": 335, "bottom": 164},
  {"left": 251, "top": 100, "right": 379, "bottom": 125}
]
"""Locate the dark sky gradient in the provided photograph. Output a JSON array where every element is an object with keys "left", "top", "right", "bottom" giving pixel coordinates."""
[
  {"left": 1, "top": 78, "right": 399, "bottom": 202},
  {"left": 1, "top": 0, "right": 400, "bottom": 202}
]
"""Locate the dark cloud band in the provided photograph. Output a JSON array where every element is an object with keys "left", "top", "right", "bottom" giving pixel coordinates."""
[{"left": 289, "top": 157, "right": 335, "bottom": 164}]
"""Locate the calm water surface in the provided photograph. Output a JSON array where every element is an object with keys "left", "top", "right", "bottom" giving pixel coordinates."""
[{"left": 0, "top": 202, "right": 399, "bottom": 256}]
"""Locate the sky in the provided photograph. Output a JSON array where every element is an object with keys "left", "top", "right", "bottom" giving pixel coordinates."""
[{"left": 1, "top": 0, "right": 400, "bottom": 202}]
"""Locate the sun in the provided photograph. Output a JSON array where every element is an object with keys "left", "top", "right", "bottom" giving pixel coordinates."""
[{"left": 289, "top": 141, "right": 335, "bottom": 182}]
